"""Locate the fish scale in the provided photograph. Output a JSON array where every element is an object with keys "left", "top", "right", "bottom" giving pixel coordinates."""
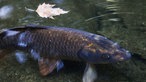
[
  {"left": 23, "top": 29, "right": 83, "bottom": 60},
  {"left": 0, "top": 25, "right": 131, "bottom": 82}
]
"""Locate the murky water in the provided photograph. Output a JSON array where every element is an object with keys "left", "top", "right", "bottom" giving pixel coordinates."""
[{"left": 0, "top": 0, "right": 146, "bottom": 82}]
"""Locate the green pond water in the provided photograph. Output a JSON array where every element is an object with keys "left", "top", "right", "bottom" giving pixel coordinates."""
[{"left": 0, "top": 0, "right": 146, "bottom": 82}]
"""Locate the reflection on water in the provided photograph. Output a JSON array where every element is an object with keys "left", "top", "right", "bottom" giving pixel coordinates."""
[{"left": 0, "top": 0, "right": 146, "bottom": 82}]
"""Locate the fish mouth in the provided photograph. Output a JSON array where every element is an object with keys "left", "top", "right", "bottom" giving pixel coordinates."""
[
  {"left": 114, "top": 55, "right": 125, "bottom": 61},
  {"left": 114, "top": 51, "right": 131, "bottom": 62}
]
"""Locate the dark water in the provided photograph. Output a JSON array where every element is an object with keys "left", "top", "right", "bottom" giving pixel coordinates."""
[{"left": 0, "top": 0, "right": 146, "bottom": 82}]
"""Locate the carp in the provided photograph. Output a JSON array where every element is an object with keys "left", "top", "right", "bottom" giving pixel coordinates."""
[{"left": 0, "top": 25, "right": 131, "bottom": 82}]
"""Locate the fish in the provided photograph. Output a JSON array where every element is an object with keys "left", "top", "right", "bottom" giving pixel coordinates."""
[{"left": 0, "top": 25, "right": 131, "bottom": 82}]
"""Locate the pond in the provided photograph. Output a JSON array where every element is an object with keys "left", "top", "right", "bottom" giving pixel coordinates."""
[{"left": 0, "top": 0, "right": 146, "bottom": 82}]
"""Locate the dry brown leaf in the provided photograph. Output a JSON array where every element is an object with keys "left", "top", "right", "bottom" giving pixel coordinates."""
[{"left": 36, "top": 3, "right": 69, "bottom": 19}]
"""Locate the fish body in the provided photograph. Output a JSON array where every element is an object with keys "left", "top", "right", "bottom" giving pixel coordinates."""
[{"left": 0, "top": 25, "right": 131, "bottom": 82}]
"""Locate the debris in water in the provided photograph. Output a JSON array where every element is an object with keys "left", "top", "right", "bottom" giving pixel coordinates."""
[
  {"left": 106, "top": 0, "right": 117, "bottom": 2},
  {"left": 25, "top": 7, "right": 35, "bottom": 12},
  {"left": 0, "top": 5, "right": 13, "bottom": 19},
  {"left": 36, "top": 3, "right": 69, "bottom": 19}
]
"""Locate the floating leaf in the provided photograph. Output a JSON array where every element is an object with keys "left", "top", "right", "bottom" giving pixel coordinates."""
[{"left": 36, "top": 3, "right": 69, "bottom": 19}]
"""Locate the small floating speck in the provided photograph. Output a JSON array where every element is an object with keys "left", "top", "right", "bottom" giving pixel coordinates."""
[
  {"left": 108, "top": 18, "right": 120, "bottom": 22},
  {"left": 106, "top": 0, "right": 118, "bottom": 2}
]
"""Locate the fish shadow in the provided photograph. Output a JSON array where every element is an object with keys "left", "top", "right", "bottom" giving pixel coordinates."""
[{"left": 46, "top": 60, "right": 126, "bottom": 82}]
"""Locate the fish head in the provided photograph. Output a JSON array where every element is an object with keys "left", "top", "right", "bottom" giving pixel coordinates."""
[{"left": 79, "top": 35, "right": 131, "bottom": 64}]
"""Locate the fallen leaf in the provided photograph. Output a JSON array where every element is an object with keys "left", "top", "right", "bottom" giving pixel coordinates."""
[{"left": 36, "top": 3, "right": 69, "bottom": 19}]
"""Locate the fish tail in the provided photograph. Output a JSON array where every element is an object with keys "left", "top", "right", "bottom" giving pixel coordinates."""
[{"left": 0, "top": 49, "right": 12, "bottom": 59}]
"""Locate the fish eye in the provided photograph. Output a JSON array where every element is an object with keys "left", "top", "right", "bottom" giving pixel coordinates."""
[{"left": 101, "top": 54, "right": 110, "bottom": 59}]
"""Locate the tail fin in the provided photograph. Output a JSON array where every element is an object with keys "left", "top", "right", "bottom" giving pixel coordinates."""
[
  {"left": 0, "top": 29, "right": 7, "bottom": 39},
  {"left": 0, "top": 49, "right": 12, "bottom": 59}
]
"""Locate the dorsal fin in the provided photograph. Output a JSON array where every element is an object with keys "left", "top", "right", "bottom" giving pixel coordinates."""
[
  {"left": 0, "top": 25, "right": 51, "bottom": 37},
  {"left": 25, "top": 24, "right": 51, "bottom": 29},
  {"left": 9, "top": 24, "right": 51, "bottom": 32},
  {"left": 0, "top": 25, "right": 49, "bottom": 34}
]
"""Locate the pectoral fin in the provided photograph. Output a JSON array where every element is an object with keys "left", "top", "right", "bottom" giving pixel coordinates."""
[
  {"left": 38, "top": 58, "right": 64, "bottom": 76},
  {"left": 83, "top": 63, "right": 97, "bottom": 82},
  {"left": 56, "top": 60, "right": 64, "bottom": 72},
  {"left": 15, "top": 51, "right": 27, "bottom": 64}
]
